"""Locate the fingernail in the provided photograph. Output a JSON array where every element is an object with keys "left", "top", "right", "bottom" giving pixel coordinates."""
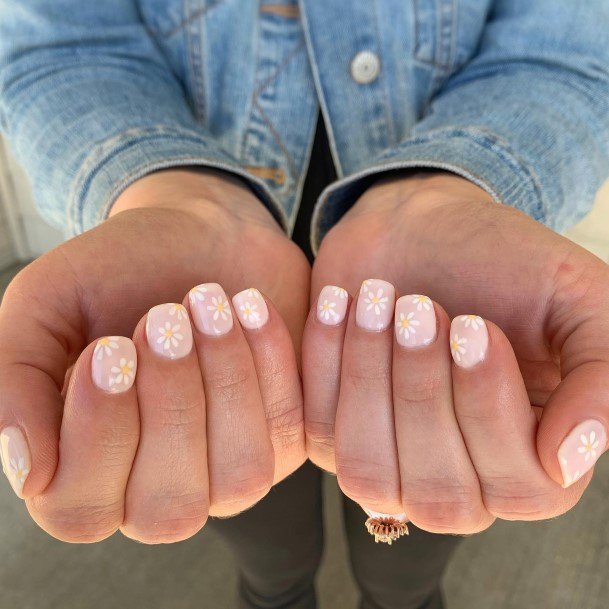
[
  {"left": 317, "top": 285, "right": 349, "bottom": 326},
  {"left": 356, "top": 279, "right": 395, "bottom": 332},
  {"left": 0, "top": 427, "right": 31, "bottom": 498},
  {"left": 146, "top": 303, "right": 193, "bottom": 359},
  {"left": 450, "top": 315, "right": 488, "bottom": 368},
  {"left": 558, "top": 419, "right": 607, "bottom": 488},
  {"left": 395, "top": 294, "right": 436, "bottom": 347},
  {"left": 363, "top": 508, "right": 408, "bottom": 521},
  {"left": 189, "top": 283, "right": 233, "bottom": 336},
  {"left": 92, "top": 336, "right": 137, "bottom": 393},
  {"left": 232, "top": 288, "right": 269, "bottom": 330}
]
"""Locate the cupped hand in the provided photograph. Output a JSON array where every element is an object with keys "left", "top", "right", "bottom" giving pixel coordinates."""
[
  {"left": 303, "top": 172, "right": 609, "bottom": 535},
  {"left": 0, "top": 169, "right": 310, "bottom": 543}
]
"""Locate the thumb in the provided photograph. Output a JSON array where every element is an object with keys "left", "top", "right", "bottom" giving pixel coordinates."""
[
  {"left": 537, "top": 291, "right": 609, "bottom": 488},
  {"left": 0, "top": 259, "right": 83, "bottom": 498}
]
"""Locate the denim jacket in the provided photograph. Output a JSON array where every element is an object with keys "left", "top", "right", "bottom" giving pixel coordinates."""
[{"left": 1, "top": 1, "right": 609, "bottom": 252}]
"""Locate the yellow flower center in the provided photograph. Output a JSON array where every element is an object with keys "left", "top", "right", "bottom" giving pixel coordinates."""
[
  {"left": 99, "top": 337, "right": 110, "bottom": 346},
  {"left": 121, "top": 364, "right": 131, "bottom": 375},
  {"left": 217, "top": 302, "right": 225, "bottom": 312},
  {"left": 323, "top": 303, "right": 331, "bottom": 311},
  {"left": 371, "top": 296, "right": 380, "bottom": 303},
  {"left": 401, "top": 319, "right": 410, "bottom": 328},
  {"left": 164, "top": 329, "right": 174, "bottom": 338},
  {"left": 451, "top": 340, "right": 459, "bottom": 351}
]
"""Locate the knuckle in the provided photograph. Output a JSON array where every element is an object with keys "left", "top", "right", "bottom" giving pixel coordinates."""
[
  {"left": 481, "top": 479, "right": 559, "bottom": 520},
  {"left": 123, "top": 492, "right": 209, "bottom": 544},
  {"left": 404, "top": 481, "right": 485, "bottom": 534},
  {"left": 266, "top": 399, "right": 305, "bottom": 452},
  {"left": 153, "top": 393, "right": 204, "bottom": 430},
  {"left": 393, "top": 370, "right": 444, "bottom": 412},
  {"left": 211, "top": 460, "right": 274, "bottom": 514},
  {"left": 344, "top": 357, "right": 391, "bottom": 388},
  {"left": 207, "top": 362, "right": 253, "bottom": 403},
  {"left": 29, "top": 495, "right": 122, "bottom": 543},
  {"left": 336, "top": 456, "right": 400, "bottom": 511}
]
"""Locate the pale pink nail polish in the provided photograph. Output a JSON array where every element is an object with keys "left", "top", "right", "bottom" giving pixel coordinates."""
[
  {"left": 395, "top": 294, "right": 436, "bottom": 348},
  {"left": 189, "top": 283, "right": 233, "bottom": 336},
  {"left": 146, "top": 303, "right": 193, "bottom": 359},
  {"left": 356, "top": 279, "right": 395, "bottom": 332},
  {"left": 450, "top": 315, "right": 488, "bottom": 368},
  {"left": 317, "top": 285, "right": 349, "bottom": 326},
  {"left": 558, "top": 419, "right": 607, "bottom": 488},
  {"left": 92, "top": 336, "right": 137, "bottom": 393},
  {"left": 0, "top": 426, "right": 31, "bottom": 498},
  {"left": 232, "top": 288, "right": 269, "bottom": 330}
]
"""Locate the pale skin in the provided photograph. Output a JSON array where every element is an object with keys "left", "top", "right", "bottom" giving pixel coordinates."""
[{"left": 1, "top": 169, "right": 608, "bottom": 542}]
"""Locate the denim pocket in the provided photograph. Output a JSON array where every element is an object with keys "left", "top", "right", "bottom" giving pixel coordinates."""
[{"left": 413, "top": 0, "right": 456, "bottom": 70}]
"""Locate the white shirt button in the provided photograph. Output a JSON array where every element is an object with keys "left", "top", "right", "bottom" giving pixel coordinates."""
[{"left": 350, "top": 51, "right": 381, "bottom": 84}]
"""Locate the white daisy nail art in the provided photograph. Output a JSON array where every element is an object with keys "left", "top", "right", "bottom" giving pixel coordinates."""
[
  {"left": 207, "top": 296, "right": 231, "bottom": 322},
  {"left": 94, "top": 336, "right": 120, "bottom": 360},
  {"left": 319, "top": 299, "right": 338, "bottom": 322},
  {"left": 450, "top": 334, "right": 467, "bottom": 362},
  {"left": 240, "top": 300, "right": 261, "bottom": 324},
  {"left": 168, "top": 303, "right": 186, "bottom": 320},
  {"left": 109, "top": 357, "right": 135, "bottom": 388},
  {"left": 412, "top": 295, "right": 432, "bottom": 312},
  {"left": 577, "top": 431, "right": 600, "bottom": 461},
  {"left": 396, "top": 311, "right": 420, "bottom": 339},
  {"left": 190, "top": 285, "right": 208, "bottom": 302},
  {"left": 332, "top": 286, "right": 348, "bottom": 299},
  {"left": 460, "top": 314, "right": 485, "bottom": 331},
  {"left": 364, "top": 288, "right": 389, "bottom": 316},
  {"left": 157, "top": 321, "right": 184, "bottom": 351}
]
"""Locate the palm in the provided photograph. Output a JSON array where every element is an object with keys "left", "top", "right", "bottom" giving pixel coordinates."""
[{"left": 312, "top": 175, "right": 607, "bottom": 408}]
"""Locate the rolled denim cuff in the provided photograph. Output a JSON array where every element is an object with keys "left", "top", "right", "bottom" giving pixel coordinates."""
[
  {"left": 311, "top": 127, "right": 546, "bottom": 255},
  {"left": 67, "top": 125, "right": 287, "bottom": 236}
]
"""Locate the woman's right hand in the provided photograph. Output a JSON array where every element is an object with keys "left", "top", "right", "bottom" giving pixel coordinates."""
[{"left": 0, "top": 169, "right": 310, "bottom": 543}]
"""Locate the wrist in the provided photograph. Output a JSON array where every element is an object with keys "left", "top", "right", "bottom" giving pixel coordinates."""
[
  {"left": 109, "top": 168, "right": 282, "bottom": 232},
  {"left": 364, "top": 171, "right": 495, "bottom": 214}
]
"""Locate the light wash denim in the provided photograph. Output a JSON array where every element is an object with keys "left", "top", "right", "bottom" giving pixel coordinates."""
[{"left": 1, "top": 1, "right": 608, "bottom": 252}]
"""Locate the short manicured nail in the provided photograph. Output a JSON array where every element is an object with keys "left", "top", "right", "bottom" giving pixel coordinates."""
[
  {"left": 356, "top": 279, "right": 395, "bottom": 331},
  {"left": 395, "top": 294, "right": 437, "bottom": 347},
  {"left": 0, "top": 426, "right": 31, "bottom": 498},
  {"left": 317, "top": 285, "right": 349, "bottom": 326},
  {"left": 189, "top": 283, "right": 233, "bottom": 336},
  {"left": 146, "top": 303, "right": 193, "bottom": 359},
  {"left": 450, "top": 315, "right": 488, "bottom": 368},
  {"left": 92, "top": 336, "right": 137, "bottom": 393},
  {"left": 233, "top": 288, "right": 269, "bottom": 330},
  {"left": 558, "top": 419, "right": 607, "bottom": 488},
  {"left": 363, "top": 508, "right": 408, "bottom": 521}
]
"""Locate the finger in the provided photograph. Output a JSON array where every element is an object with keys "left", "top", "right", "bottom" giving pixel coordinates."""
[
  {"left": 0, "top": 263, "right": 82, "bottom": 499},
  {"left": 302, "top": 285, "right": 351, "bottom": 472},
  {"left": 232, "top": 288, "right": 306, "bottom": 484},
  {"left": 27, "top": 337, "right": 139, "bottom": 542},
  {"left": 538, "top": 283, "right": 609, "bottom": 488},
  {"left": 335, "top": 279, "right": 404, "bottom": 516},
  {"left": 121, "top": 303, "right": 209, "bottom": 543},
  {"left": 450, "top": 315, "right": 576, "bottom": 520},
  {"left": 393, "top": 296, "right": 492, "bottom": 534},
  {"left": 188, "top": 283, "right": 274, "bottom": 517}
]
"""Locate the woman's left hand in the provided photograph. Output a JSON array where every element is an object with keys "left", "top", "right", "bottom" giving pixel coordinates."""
[{"left": 302, "top": 172, "right": 609, "bottom": 534}]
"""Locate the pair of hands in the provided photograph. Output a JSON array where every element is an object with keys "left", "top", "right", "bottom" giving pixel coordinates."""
[{"left": 1, "top": 169, "right": 608, "bottom": 544}]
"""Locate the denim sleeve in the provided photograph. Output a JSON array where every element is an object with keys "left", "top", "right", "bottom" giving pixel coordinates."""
[
  {"left": 0, "top": 1, "right": 282, "bottom": 236},
  {"left": 312, "top": 0, "right": 609, "bottom": 251}
]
